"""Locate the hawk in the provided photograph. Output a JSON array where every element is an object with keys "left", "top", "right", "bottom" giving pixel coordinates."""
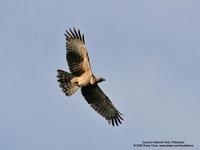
[{"left": 57, "top": 28, "right": 123, "bottom": 126}]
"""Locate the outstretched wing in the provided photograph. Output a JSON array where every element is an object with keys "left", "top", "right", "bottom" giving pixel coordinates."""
[
  {"left": 65, "top": 28, "right": 92, "bottom": 76},
  {"left": 81, "top": 84, "right": 123, "bottom": 126}
]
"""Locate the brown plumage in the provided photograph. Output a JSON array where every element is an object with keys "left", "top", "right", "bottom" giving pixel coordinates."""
[{"left": 57, "top": 28, "right": 123, "bottom": 126}]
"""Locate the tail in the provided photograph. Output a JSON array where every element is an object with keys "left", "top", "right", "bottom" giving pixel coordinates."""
[{"left": 57, "top": 69, "right": 79, "bottom": 96}]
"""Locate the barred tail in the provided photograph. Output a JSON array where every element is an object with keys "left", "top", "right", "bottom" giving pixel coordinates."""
[{"left": 57, "top": 69, "right": 79, "bottom": 96}]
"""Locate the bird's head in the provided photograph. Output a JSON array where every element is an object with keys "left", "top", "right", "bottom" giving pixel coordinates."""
[{"left": 96, "top": 77, "right": 106, "bottom": 83}]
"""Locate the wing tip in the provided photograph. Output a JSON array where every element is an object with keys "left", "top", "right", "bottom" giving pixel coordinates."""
[
  {"left": 65, "top": 27, "right": 85, "bottom": 44},
  {"left": 108, "top": 112, "right": 124, "bottom": 127}
]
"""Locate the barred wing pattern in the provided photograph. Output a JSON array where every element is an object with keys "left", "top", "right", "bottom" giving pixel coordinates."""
[
  {"left": 81, "top": 85, "right": 123, "bottom": 126},
  {"left": 65, "top": 28, "right": 91, "bottom": 76}
]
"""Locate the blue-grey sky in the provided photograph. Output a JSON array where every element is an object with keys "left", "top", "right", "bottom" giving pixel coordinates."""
[{"left": 0, "top": 0, "right": 200, "bottom": 149}]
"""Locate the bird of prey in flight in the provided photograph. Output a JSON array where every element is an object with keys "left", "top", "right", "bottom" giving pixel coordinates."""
[{"left": 57, "top": 28, "right": 123, "bottom": 126}]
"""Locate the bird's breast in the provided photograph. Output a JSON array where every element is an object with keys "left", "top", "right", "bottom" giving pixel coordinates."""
[{"left": 76, "top": 72, "right": 92, "bottom": 87}]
